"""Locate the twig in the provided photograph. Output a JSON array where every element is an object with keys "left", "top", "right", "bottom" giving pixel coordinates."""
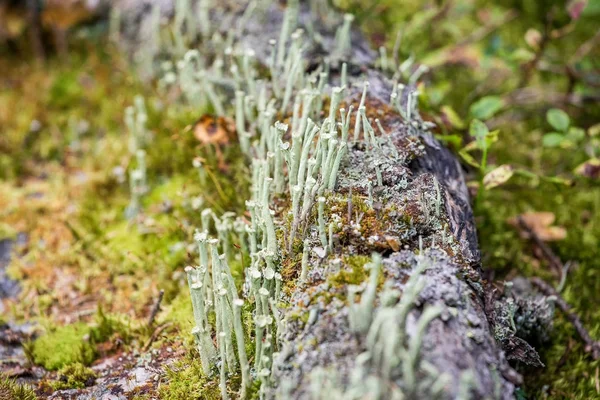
[
  {"left": 517, "top": 216, "right": 564, "bottom": 276},
  {"left": 142, "top": 322, "right": 173, "bottom": 352},
  {"left": 457, "top": 10, "right": 518, "bottom": 46},
  {"left": 531, "top": 277, "right": 600, "bottom": 360},
  {"left": 570, "top": 30, "right": 600, "bottom": 64},
  {"left": 347, "top": 187, "right": 353, "bottom": 223},
  {"left": 148, "top": 289, "right": 165, "bottom": 327}
]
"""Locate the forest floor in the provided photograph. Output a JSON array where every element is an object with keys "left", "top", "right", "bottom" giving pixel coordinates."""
[{"left": 1, "top": 1, "right": 600, "bottom": 399}]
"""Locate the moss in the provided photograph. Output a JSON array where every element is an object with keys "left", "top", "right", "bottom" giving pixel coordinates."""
[
  {"left": 521, "top": 315, "right": 600, "bottom": 399},
  {"left": 158, "top": 357, "right": 221, "bottom": 400},
  {"left": 475, "top": 181, "right": 600, "bottom": 398},
  {"left": 30, "top": 323, "right": 95, "bottom": 370},
  {"left": 0, "top": 374, "right": 37, "bottom": 400},
  {"left": 50, "top": 363, "right": 96, "bottom": 391},
  {"left": 329, "top": 255, "right": 371, "bottom": 287},
  {"left": 90, "top": 307, "right": 133, "bottom": 345},
  {"left": 162, "top": 291, "right": 194, "bottom": 333}
]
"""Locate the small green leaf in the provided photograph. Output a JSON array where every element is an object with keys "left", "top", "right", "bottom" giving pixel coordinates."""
[
  {"left": 483, "top": 164, "right": 514, "bottom": 189},
  {"left": 459, "top": 149, "right": 481, "bottom": 168},
  {"left": 440, "top": 106, "right": 465, "bottom": 129},
  {"left": 435, "top": 134, "right": 463, "bottom": 147},
  {"left": 567, "top": 126, "right": 585, "bottom": 142},
  {"left": 546, "top": 108, "right": 570, "bottom": 132},
  {"left": 542, "top": 133, "right": 566, "bottom": 147},
  {"left": 469, "top": 119, "right": 489, "bottom": 151},
  {"left": 469, "top": 96, "right": 504, "bottom": 120}
]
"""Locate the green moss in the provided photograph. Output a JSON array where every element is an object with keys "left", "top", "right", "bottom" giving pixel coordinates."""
[
  {"left": 31, "top": 323, "right": 95, "bottom": 370},
  {"left": 0, "top": 374, "right": 37, "bottom": 400},
  {"left": 329, "top": 255, "right": 371, "bottom": 287},
  {"left": 475, "top": 174, "right": 600, "bottom": 397},
  {"left": 50, "top": 363, "right": 96, "bottom": 391},
  {"left": 162, "top": 292, "right": 194, "bottom": 332},
  {"left": 521, "top": 315, "right": 600, "bottom": 399},
  {"left": 158, "top": 357, "right": 221, "bottom": 400},
  {"left": 90, "top": 307, "right": 133, "bottom": 344}
]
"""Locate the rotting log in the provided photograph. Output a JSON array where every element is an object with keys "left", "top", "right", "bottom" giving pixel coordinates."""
[{"left": 113, "top": 1, "right": 552, "bottom": 399}]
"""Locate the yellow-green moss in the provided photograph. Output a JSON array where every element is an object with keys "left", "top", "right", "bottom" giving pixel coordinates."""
[
  {"left": 158, "top": 357, "right": 221, "bottom": 400},
  {"left": 50, "top": 363, "right": 96, "bottom": 391},
  {"left": 30, "top": 323, "right": 95, "bottom": 370},
  {"left": 0, "top": 374, "right": 37, "bottom": 400},
  {"left": 329, "top": 255, "right": 372, "bottom": 288},
  {"left": 162, "top": 292, "right": 194, "bottom": 333}
]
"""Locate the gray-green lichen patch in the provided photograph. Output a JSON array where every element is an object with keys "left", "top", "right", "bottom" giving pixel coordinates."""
[
  {"left": 489, "top": 278, "right": 556, "bottom": 368},
  {"left": 274, "top": 248, "right": 519, "bottom": 399}
]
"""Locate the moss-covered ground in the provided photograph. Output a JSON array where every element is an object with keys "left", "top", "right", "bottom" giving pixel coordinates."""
[
  {"left": 1, "top": 0, "right": 599, "bottom": 398},
  {"left": 0, "top": 35, "right": 249, "bottom": 396}
]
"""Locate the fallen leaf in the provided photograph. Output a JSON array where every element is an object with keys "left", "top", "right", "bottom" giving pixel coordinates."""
[
  {"left": 384, "top": 235, "right": 400, "bottom": 251},
  {"left": 508, "top": 211, "right": 567, "bottom": 241},
  {"left": 483, "top": 164, "right": 514, "bottom": 189},
  {"left": 193, "top": 115, "right": 235, "bottom": 146}
]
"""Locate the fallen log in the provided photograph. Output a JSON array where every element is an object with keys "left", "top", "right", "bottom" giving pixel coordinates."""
[{"left": 113, "top": 1, "right": 553, "bottom": 399}]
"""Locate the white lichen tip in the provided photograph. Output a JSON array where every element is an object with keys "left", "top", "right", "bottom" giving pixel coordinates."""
[
  {"left": 193, "top": 230, "right": 208, "bottom": 242},
  {"left": 274, "top": 121, "right": 289, "bottom": 132},
  {"left": 233, "top": 299, "right": 244, "bottom": 307},
  {"left": 249, "top": 267, "right": 262, "bottom": 279},
  {"left": 264, "top": 267, "right": 275, "bottom": 280}
]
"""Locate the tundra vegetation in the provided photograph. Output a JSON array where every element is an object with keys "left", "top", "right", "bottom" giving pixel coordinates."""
[{"left": 0, "top": 0, "right": 599, "bottom": 399}]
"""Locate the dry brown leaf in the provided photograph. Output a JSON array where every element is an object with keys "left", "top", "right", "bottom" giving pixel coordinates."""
[
  {"left": 385, "top": 235, "right": 400, "bottom": 251},
  {"left": 193, "top": 115, "right": 235, "bottom": 146},
  {"left": 508, "top": 211, "right": 567, "bottom": 241}
]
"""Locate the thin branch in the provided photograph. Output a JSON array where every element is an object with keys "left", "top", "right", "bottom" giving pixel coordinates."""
[
  {"left": 148, "top": 289, "right": 165, "bottom": 327},
  {"left": 531, "top": 277, "right": 600, "bottom": 360}
]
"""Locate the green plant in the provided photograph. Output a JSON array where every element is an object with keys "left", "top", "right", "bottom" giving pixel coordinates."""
[
  {"left": 0, "top": 374, "right": 37, "bottom": 400},
  {"left": 29, "top": 323, "right": 96, "bottom": 370},
  {"left": 542, "top": 108, "right": 586, "bottom": 149},
  {"left": 50, "top": 363, "right": 96, "bottom": 391}
]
